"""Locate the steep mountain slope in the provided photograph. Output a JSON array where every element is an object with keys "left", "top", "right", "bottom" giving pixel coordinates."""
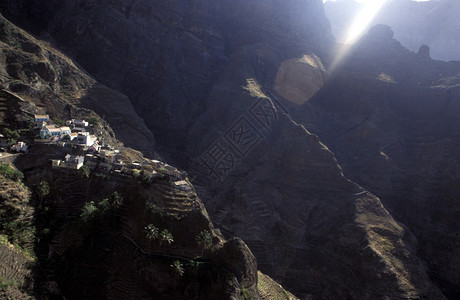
[
  {"left": 0, "top": 13, "right": 292, "bottom": 299},
  {"left": 0, "top": 13, "right": 156, "bottom": 156},
  {"left": 293, "top": 25, "right": 460, "bottom": 299},
  {"left": 186, "top": 66, "right": 443, "bottom": 298},
  {"left": 0, "top": 1, "right": 458, "bottom": 299},
  {"left": 0, "top": 0, "right": 333, "bottom": 159},
  {"left": 15, "top": 150, "right": 260, "bottom": 299},
  {"left": 0, "top": 170, "right": 35, "bottom": 299}
]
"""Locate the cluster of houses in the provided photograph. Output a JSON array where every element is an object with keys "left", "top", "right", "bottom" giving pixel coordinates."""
[
  {"left": 1, "top": 115, "right": 93, "bottom": 154},
  {"left": 2, "top": 113, "right": 191, "bottom": 190},
  {"left": 36, "top": 115, "right": 99, "bottom": 150},
  {"left": 38, "top": 114, "right": 190, "bottom": 189},
  {"left": 51, "top": 149, "right": 190, "bottom": 190},
  {"left": 0, "top": 134, "right": 28, "bottom": 153}
]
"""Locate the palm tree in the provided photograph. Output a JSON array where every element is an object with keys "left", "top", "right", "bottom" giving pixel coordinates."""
[
  {"left": 144, "top": 224, "right": 159, "bottom": 245},
  {"left": 170, "top": 260, "right": 184, "bottom": 277},
  {"left": 99, "top": 197, "right": 110, "bottom": 212},
  {"left": 109, "top": 191, "right": 123, "bottom": 209},
  {"left": 35, "top": 180, "right": 50, "bottom": 205},
  {"left": 160, "top": 229, "right": 174, "bottom": 254},
  {"left": 108, "top": 191, "right": 123, "bottom": 225},
  {"left": 80, "top": 201, "right": 98, "bottom": 223},
  {"left": 195, "top": 230, "right": 213, "bottom": 256}
]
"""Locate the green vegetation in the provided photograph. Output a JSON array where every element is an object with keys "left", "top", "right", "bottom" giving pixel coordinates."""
[
  {"left": 99, "top": 191, "right": 123, "bottom": 211},
  {"left": 0, "top": 163, "right": 24, "bottom": 181},
  {"left": 0, "top": 227, "right": 36, "bottom": 261},
  {"left": 160, "top": 229, "right": 174, "bottom": 245},
  {"left": 98, "top": 197, "right": 111, "bottom": 212},
  {"left": 80, "top": 201, "right": 98, "bottom": 222},
  {"left": 241, "top": 287, "right": 251, "bottom": 299},
  {"left": 0, "top": 275, "right": 19, "bottom": 292},
  {"left": 157, "top": 167, "right": 168, "bottom": 173},
  {"left": 88, "top": 116, "right": 99, "bottom": 126},
  {"left": 78, "top": 165, "right": 91, "bottom": 178},
  {"left": 34, "top": 180, "right": 50, "bottom": 203},
  {"left": 2, "top": 128, "right": 20, "bottom": 145},
  {"left": 160, "top": 229, "right": 174, "bottom": 254},
  {"left": 108, "top": 191, "right": 123, "bottom": 209},
  {"left": 170, "top": 260, "right": 184, "bottom": 277},
  {"left": 53, "top": 118, "right": 66, "bottom": 127},
  {"left": 144, "top": 224, "right": 159, "bottom": 242},
  {"left": 132, "top": 169, "right": 141, "bottom": 179},
  {"left": 94, "top": 191, "right": 124, "bottom": 225},
  {"left": 140, "top": 172, "right": 153, "bottom": 185},
  {"left": 195, "top": 230, "right": 213, "bottom": 256},
  {"left": 145, "top": 202, "right": 165, "bottom": 218},
  {"left": 282, "top": 288, "right": 289, "bottom": 298}
]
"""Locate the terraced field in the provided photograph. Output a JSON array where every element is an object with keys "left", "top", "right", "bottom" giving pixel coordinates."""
[
  {"left": 257, "top": 271, "right": 298, "bottom": 300},
  {"left": 0, "top": 242, "right": 34, "bottom": 299}
]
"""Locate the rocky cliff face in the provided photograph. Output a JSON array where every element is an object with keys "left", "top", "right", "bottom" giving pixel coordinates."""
[
  {"left": 0, "top": 1, "right": 458, "bottom": 299},
  {"left": 292, "top": 25, "right": 460, "bottom": 299}
]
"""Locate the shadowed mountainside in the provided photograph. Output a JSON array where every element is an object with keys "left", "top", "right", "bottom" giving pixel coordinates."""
[
  {"left": 0, "top": 1, "right": 459, "bottom": 299},
  {"left": 0, "top": 12, "right": 290, "bottom": 299},
  {"left": 294, "top": 25, "right": 460, "bottom": 299}
]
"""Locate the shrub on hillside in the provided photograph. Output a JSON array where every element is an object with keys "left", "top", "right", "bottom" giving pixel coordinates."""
[{"left": 0, "top": 163, "right": 24, "bottom": 181}]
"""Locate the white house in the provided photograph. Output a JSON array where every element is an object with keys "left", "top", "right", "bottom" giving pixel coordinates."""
[
  {"left": 60, "top": 126, "right": 71, "bottom": 135},
  {"left": 73, "top": 119, "right": 89, "bottom": 127},
  {"left": 74, "top": 132, "right": 97, "bottom": 147},
  {"left": 34, "top": 114, "right": 49, "bottom": 124},
  {"left": 11, "top": 142, "right": 28, "bottom": 152},
  {"left": 64, "top": 154, "right": 84, "bottom": 169},
  {"left": 51, "top": 155, "right": 84, "bottom": 170},
  {"left": 40, "top": 125, "right": 71, "bottom": 139},
  {"left": 69, "top": 132, "right": 78, "bottom": 141}
]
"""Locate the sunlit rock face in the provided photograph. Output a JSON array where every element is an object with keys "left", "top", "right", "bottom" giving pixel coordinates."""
[{"left": 0, "top": 1, "right": 457, "bottom": 299}]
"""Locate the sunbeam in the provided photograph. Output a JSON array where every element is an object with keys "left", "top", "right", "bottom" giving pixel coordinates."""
[
  {"left": 327, "top": 0, "right": 388, "bottom": 74},
  {"left": 344, "top": 0, "right": 387, "bottom": 44}
]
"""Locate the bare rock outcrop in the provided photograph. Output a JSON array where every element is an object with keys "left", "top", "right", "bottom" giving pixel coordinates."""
[{"left": 215, "top": 237, "right": 258, "bottom": 289}]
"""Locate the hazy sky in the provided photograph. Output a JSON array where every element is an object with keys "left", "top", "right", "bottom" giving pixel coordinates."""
[{"left": 322, "top": 0, "right": 431, "bottom": 2}]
